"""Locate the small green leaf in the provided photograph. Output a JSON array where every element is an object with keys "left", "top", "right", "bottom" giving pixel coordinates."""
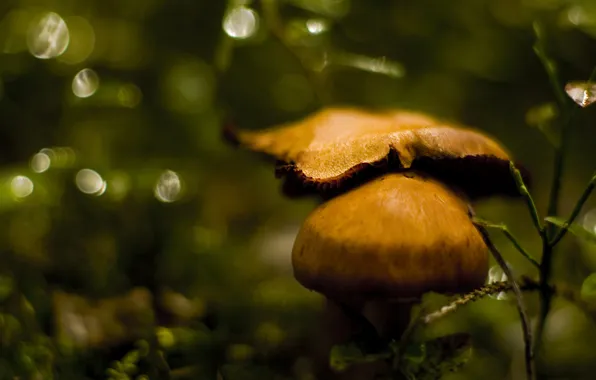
[
  {"left": 545, "top": 216, "right": 596, "bottom": 243},
  {"left": 329, "top": 343, "right": 391, "bottom": 372},
  {"left": 401, "top": 333, "right": 472, "bottom": 380}
]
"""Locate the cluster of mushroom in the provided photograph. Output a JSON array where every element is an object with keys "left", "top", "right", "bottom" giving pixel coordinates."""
[{"left": 226, "top": 107, "right": 525, "bottom": 354}]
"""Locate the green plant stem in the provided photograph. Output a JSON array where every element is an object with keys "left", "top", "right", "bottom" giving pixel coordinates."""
[
  {"left": 531, "top": 24, "right": 572, "bottom": 361},
  {"left": 546, "top": 66, "right": 596, "bottom": 248},
  {"left": 476, "top": 225, "right": 534, "bottom": 380},
  {"left": 510, "top": 162, "right": 544, "bottom": 235},
  {"left": 543, "top": 62, "right": 596, "bottom": 239},
  {"left": 532, "top": 22, "right": 567, "bottom": 106},
  {"left": 550, "top": 173, "right": 596, "bottom": 246},
  {"left": 472, "top": 218, "right": 540, "bottom": 269}
]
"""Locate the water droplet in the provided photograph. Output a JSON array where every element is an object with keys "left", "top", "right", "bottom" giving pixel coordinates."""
[
  {"left": 306, "top": 19, "right": 329, "bottom": 35},
  {"left": 154, "top": 170, "right": 182, "bottom": 203},
  {"left": 30, "top": 152, "right": 51, "bottom": 173},
  {"left": 487, "top": 265, "right": 509, "bottom": 301},
  {"left": 75, "top": 168, "right": 105, "bottom": 195},
  {"left": 27, "top": 12, "right": 70, "bottom": 59},
  {"left": 11, "top": 176, "right": 34, "bottom": 198},
  {"left": 565, "top": 81, "right": 596, "bottom": 108},
  {"left": 72, "top": 68, "right": 99, "bottom": 98},
  {"left": 223, "top": 6, "right": 259, "bottom": 39}
]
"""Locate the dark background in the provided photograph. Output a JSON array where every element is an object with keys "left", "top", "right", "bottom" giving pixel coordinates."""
[{"left": 2, "top": 0, "right": 596, "bottom": 379}]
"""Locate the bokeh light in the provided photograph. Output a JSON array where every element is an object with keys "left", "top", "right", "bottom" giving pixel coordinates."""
[
  {"left": 75, "top": 169, "right": 105, "bottom": 195},
  {"left": 223, "top": 6, "right": 259, "bottom": 39},
  {"left": 27, "top": 12, "right": 70, "bottom": 59},
  {"left": 162, "top": 59, "right": 214, "bottom": 113},
  {"left": 154, "top": 170, "right": 182, "bottom": 203},
  {"left": 581, "top": 273, "right": 596, "bottom": 303},
  {"left": 583, "top": 209, "right": 596, "bottom": 234},
  {"left": 334, "top": 52, "right": 405, "bottom": 78},
  {"left": 30, "top": 152, "right": 51, "bottom": 173},
  {"left": 306, "top": 19, "right": 328, "bottom": 34},
  {"left": 72, "top": 68, "right": 100, "bottom": 98},
  {"left": 58, "top": 16, "right": 95, "bottom": 65},
  {"left": 10, "top": 175, "right": 34, "bottom": 198},
  {"left": 40, "top": 147, "right": 76, "bottom": 168},
  {"left": 567, "top": 6, "right": 587, "bottom": 26},
  {"left": 106, "top": 172, "right": 130, "bottom": 201},
  {"left": 117, "top": 83, "right": 142, "bottom": 108}
]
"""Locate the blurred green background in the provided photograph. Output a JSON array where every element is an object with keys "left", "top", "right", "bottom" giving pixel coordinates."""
[{"left": 2, "top": 0, "right": 596, "bottom": 379}]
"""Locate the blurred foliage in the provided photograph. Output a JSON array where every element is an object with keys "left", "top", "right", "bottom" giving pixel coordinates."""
[{"left": 2, "top": 0, "right": 596, "bottom": 379}]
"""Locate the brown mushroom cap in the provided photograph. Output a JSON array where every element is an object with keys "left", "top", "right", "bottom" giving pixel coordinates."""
[
  {"left": 292, "top": 172, "right": 488, "bottom": 300},
  {"left": 225, "top": 107, "right": 528, "bottom": 199}
]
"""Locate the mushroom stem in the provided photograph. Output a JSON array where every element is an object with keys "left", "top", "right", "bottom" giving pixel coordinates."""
[
  {"left": 313, "top": 298, "right": 388, "bottom": 380},
  {"left": 314, "top": 298, "right": 416, "bottom": 380},
  {"left": 362, "top": 299, "right": 415, "bottom": 341}
]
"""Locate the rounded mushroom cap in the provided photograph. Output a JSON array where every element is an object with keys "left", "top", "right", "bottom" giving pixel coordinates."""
[{"left": 292, "top": 172, "right": 488, "bottom": 300}]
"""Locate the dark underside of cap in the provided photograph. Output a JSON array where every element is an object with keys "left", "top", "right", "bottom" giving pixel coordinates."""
[
  {"left": 293, "top": 264, "right": 486, "bottom": 302},
  {"left": 275, "top": 149, "right": 532, "bottom": 201}
]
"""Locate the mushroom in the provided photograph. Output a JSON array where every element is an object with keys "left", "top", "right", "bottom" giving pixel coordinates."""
[
  {"left": 293, "top": 172, "right": 487, "bottom": 303},
  {"left": 223, "top": 107, "right": 527, "bottom": 377},
  {"left": 225, "top": 107, "right": 529, "bottom": 199},
  {"left": 294, "top": 172, "right": 488, "bottom": 378}
]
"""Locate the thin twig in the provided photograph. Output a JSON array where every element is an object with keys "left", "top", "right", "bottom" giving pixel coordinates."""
[
  {"left": 473, "top": 218, "right": 540, "bottom": 269},
  {"left": 423, "top": 277, "right": 596, "bottom": 326},
  {"left": 476, "top": 225, "right": 535, "bottom": 380},
  {"left": 510, "top": 162, "right": 544, "bottom": 236},
  {"left": 422, "top": 277, "right": 596, "bottom": 327},
  {"left": 550, "top": 173, "right": 596, "bottom": 246},
  {"left": 423, "top": 281, "right": 513, "bottom": 324}
]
